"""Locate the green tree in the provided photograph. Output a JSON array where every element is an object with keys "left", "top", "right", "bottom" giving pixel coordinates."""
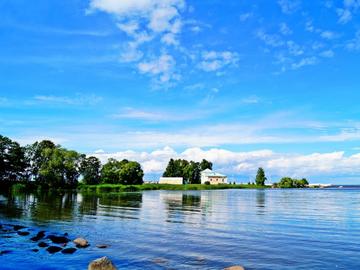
[
  {"left": 255, "top": 167, "right": 267, "bottom": 186},
  {"left": 276, "top": 177, "right": 309, "bottom": 188},
  {"left": 80, "top": 156, "right": 101, "bottom": 185},
  {"left": 0, "top": 135, "right": 27, "bottom": 182},
  {"left": 25, "top": 140, "right": 56, "bottom": 181},
  {"left": 101, "top": 158, "right": 144, "bottom": 185},
  {"left": 200, "top": 159, "right": 213, "bottom": 171},
  {"left": 119, "top": 161, "right": 144, "bottom": 185}
]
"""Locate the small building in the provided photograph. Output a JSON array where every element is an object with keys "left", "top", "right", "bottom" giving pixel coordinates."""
[
  {"left": 201, "top": 169, "right": 228, "bottom": 185},
  {"left": 159, "top": 177, "right": 184, "bottom": 185}
]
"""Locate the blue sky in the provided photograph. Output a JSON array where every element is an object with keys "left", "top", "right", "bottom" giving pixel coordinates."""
[{"left": 1, "top": 0, "right": 360, "bottom": 183}]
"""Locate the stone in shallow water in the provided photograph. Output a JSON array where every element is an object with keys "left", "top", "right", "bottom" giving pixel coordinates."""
[
  {"left": 88, "top": 257, "right": 117, "bottom": 270},
  {"left": 38, "top": 242, "right": 49, "bottom": 248},
  {"left": 46, "top": 246, "right": 63, "bottom": 254},
  {"left": 96, "top": 244, "right": 108, "bottom": 249},
  {"left": 47, "top": 235, "right": 70, "bottom": 244},
  {"left": 61, "top": 248, "right": 77, "bottom": 254},
  {"left": 31, "top": 249, "right": 39, "bottom": 252},
  {"left": 31, "top": 231, "right": 46, "bottom": 241},
  {"left": 224, "top": 266, "right": 245, "bottom": 270},
  {"left": 74, "top": 237, "right": 89, "bottom": 248},
  {"left": 17, "top": 231, "right": 30, "bottom": 236},
  {"left": 13, "top": 225, "right": 26, "bottom": 231},
  {"left": 152, "top": 258, "right": 168, "bottom": 264},
  {"left": 0, "top": 250, "right": 12, "bottom": 255}
]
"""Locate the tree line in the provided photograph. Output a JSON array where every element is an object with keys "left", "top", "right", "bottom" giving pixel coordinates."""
[
  {"left": 0, "top": 135, "right": 143, "bottom": 188},
  {"left": 254, "top": 167, "right": 309, "bottom": 188},
  {"left": 162, "top": 158, "right": 213, "bottom": 184}
]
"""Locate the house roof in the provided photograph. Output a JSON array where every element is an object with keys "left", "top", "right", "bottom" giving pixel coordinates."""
[{"left": 201, "top": 169, "right": 226, "bottom": 177}]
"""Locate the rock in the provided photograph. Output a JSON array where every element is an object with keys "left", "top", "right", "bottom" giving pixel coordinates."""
[
  {"left": 224, "top": 266, "right": 245, "bottom": 270},
  {"left": 96, "top": 244, "right": 108, "bottom": 249},
  {"left": 152, "top": 258, "right": 168, "bottom": 264},
  {"left": 38, "top": 242, "right": 49, "bottom": 248},
  {"left": 30, "top": 232, "right": 45, "bottom": 242},
  {"left": 17, "top": 231, "right": 30, "bottom": 236},
  {"left": 0, "top": 250, "right": 12, "bottom": 255},
  {"left": 88, "top": 257, "right": 117, "bottom": 270},
  {"left": 31, "top": 249, "right": 39, "bottom": 252},
  {"left": 13, "top": 225, "right": 26, "bottom": 231},
  {"left": 74, "top": 237, "right": 89, "bottom": 248},
  {"left": 47, "top": 235, "right": 70, "bottom": 244},
  {"left": 61, "top": 248, "right": 77, "bottom": 254},
  {"left": 46, "top": 246, "right": 63, "bottom": 254}
]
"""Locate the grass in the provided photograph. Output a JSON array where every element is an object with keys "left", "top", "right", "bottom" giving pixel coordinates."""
[{"left": 78, "top": 183, "right": 268, "bottom": 193}]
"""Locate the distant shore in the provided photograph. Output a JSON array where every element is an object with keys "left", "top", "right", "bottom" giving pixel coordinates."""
[{"left": 78, "top": 183, "right": 269, "bottom": 193}]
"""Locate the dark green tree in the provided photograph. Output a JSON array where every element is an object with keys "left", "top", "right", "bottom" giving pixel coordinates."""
[
  {"left": 255, "top": 167, "right": 267, "bottom": 186},
  {"left": 0, "top": 135, "right": 27, "bottom": 182},
  {"left": 101, "top": 158, "right": 144, "bottom": 185},
  {"left": 80, "top": 156, "right": 101, "bottom": 185},
  {"left": 200, "top": 159, "right": 213, "bottom": 171}
]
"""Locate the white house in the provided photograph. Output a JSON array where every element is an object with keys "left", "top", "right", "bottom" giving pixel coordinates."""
[
  {"left": 200, "top": 169, "right": 228, "bottom": 185},
  {"left": 159, "top": 177, "right": 184, "bottom": 185}
]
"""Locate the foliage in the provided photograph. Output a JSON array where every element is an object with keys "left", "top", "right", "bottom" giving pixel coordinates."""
[
  {"left": 255, "top": 167, "right": 267, "bottom": 186},
  {"left": 79, "top": 156, "right": 101, "bottom": 185},
  {"left": 101, "top": 158, "right": 144, "bottom": 185},
  {"left": 275, "top": 177, "right": 309, "bottom": 188},
  {"left": 163, "top": 158, "right": 212, "bottom": 184},
  {"left": 0, "top": 135, "right": 27, "bottom": 182}
]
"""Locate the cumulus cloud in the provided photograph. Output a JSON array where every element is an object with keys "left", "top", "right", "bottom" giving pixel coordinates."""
[
  {"left": 277, "top": 0, "right": 301, "bottom": 14},
  {"left": 336, "top": 0, "right": 360, "bottom": 24},
  {"left": 198, "top": 51, "right": 239, "bottom": 72},
  {"left": 346, "top": 30, "right": 360, "bottom": 51},
  {"left": 291, "top": 57, "right": 318, "bottom": 70},
  {"left": 88, "top": 0, "right": 186, "bottom": 84},
  {"left": 90, "top": 146, "right": 360, "bottom": 182}
]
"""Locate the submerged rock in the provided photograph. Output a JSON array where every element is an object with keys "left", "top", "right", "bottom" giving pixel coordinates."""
[
  {"left": 46, "top": 246, "right": 63, "bottom": 254},
  {"left": 13, "top": 225, "right": 26, "bottom": 231},
  {"left": 38, "top": 242, "right": 49, "bottom": 248},
  {"left": 96, "top": 244, "right": 108, "bottom": 249},
  {"left": 88, "top": 257, "right": 117, "bottom": 270},
  {"left": 74, "top": 237, "right": 89, "bottom": 248},
  {"left": 0, "top": 250, "right": 12, "bottom": 255},
  {"left": 152, "top": 258, "right": 168, "bottom": 265},
  {"left": 61, "top": 248, "right": 77, "bottom": 254},
  {"left": 31, "top": 249, "right": 39, "bottom": 252},
  {"left": 17, "top": 231, "right": 30, "bottom": 236},
  {"left": 47, "top": 235, "right": 70, "bottom": 244},
  {"left": 30, "top": 231, "right": 46, "bottom": 241},
  {"left": 224, "top": 266, "right": 245, "bottom": 270}
]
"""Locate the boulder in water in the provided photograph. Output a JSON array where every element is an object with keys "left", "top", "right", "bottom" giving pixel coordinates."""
[
  {"left": 96, "top": 244, "right": 108, "bottom": 249},
  {"left": 38, "top": 242, "right": 49, "bottom": 248},
  {"left": 74, "top": 237, "right": 89, "bottom": 248},
  {"left": 13, "top": 225, "right": 26, "bottom": 231},
  {"left": 47, "top": 235, "right": 70, "bottom": 244},
  {"left": 88, "top": 257, "right": 117, "bottom": 270},
  {"left": 224, "top": 266, "right": 245, "bottom": 270},
  {"left": 61, "top": 248, "right": 77, "bottom": 254},
  {"left": 17, "top": 231, "right": 30, "bottom": 236},
  {"left": 46, "top": 246, "right": 63, "bottom": 254}
]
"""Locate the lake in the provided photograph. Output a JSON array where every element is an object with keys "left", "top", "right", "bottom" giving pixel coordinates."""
[{"left": 1, "top": 189, "right": 360, "bottom": 269}]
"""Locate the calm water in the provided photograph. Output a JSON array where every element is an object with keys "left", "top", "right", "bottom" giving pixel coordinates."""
[{"left": 1, "top": 189, "right": 360, "bottom": 269}]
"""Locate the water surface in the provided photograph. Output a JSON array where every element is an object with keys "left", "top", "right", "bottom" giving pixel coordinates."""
[{"left": 1, "top": 189, "right": 359, "bottom": 269}]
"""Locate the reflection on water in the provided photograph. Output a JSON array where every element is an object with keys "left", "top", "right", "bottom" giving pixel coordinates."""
[{"left": 1, "top": 189, "right": 360, "bottom": 270}]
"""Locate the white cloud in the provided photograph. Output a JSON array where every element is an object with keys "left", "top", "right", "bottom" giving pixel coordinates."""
[
  {"left": 88, "top": 0, "right": 186, "bottom": 85},
  {"left": 241, "top": 95, "right": 261, "bottom": 104},
  {"left": 138, "top": 53, "right": 179, "bottom": 83},
  {"left": 291, "top": 57, "right": 318, "bottom": 70},
  {"left": 277, "top": 0, "right": 301, "bottom": 14},
  {"left": 336, "top": 0, "right": 360, "bottom": 24},
  {"left": 279, "top": 23, "right": 292, "bottom": 35},
  {"left": 112, "top": 107, "right": 203, "bottom": 122},
  {"left": 287, "top": 41, "right": 304, "bottom": 56},
  {"left": 320, "top": 30, "right": 339, "bottom": 40},
  {"left": 256, "top": 30, "right": 284, "bottom": 47},
  {"left": 198, "top": 51, "right": 239, "bottom": 72},
  {"left": 239, "top": 12, "right": 253, "bottom": 22},
  {"left": 346, "top": 30, "right": 360, "bottom": 51},
  {"left": 33, "top": 94, "right": 103, "bottom": 106},
  {"left": 320, "top": 50, "right": 335, "bottom": 58},
  {"left": 91, "top": 146, "right": 360, "bottom": 182}
]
